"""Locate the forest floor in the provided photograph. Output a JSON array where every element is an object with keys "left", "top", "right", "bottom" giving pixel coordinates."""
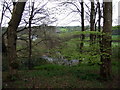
[{"left": 2, "top": 60, "right": 120, "bottom": 89}]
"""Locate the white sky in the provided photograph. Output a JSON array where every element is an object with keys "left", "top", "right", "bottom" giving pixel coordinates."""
[
  {"left": 0, "top": 0, "right": 120, "bottom": 27},
  {"left": 47, "top": 0, "right": 120, "bottom": 26}
]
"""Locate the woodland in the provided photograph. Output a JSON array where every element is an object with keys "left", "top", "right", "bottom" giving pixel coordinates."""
[{"left": 1, "top": 0, "right": 120, "bottom": 88}]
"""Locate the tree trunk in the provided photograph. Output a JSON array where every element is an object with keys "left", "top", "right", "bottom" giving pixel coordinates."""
[
  {"left": 97, "top": 0, "right": 101, "bottom": 33},
  {"left": 97, "top": 0, "right": 101, "bottom": 42},
  {"left": 28, "top": 18, "right": 32, "bottom": 70},
  {"left": 80, "top": 0, "right": 85, "bottom": 53},
  {"left": 28, "top": 2, "right": 34, "bottom": 70},
  {"left": 100, "top": 1, "right": 112, "bottom": 80},
  {"left": 2, "top": 36, "right": 7, "bottom": 54},
  {"left": 7, "top": 1, "right": 26, "bottom": 78},
  {"left": 90, "top": 0, "right": 95, "bottom": 45}
]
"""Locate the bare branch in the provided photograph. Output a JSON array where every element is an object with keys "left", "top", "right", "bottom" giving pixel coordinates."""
[
  {"left": 85, "top": 3, "right": 91, "bottom": 13},
  {"left": 17, "top": 37, "right": 28, "bottom": 43},
  {"left": 17, "top": 39, "right": 49, "bottom": 52},
  {"left": 60, "top": 1, "right": 81, "bottom": 13}
]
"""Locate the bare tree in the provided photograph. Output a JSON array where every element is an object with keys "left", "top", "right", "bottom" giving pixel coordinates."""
[
  {"left": 59, "top": 0, "right": 86, "bottom": 52},
  {"left": 1, "top": 0, "right": 13, "bottom": 55},
  {"left": 0, "top": 0, "right": 5, "bottom": 29},
  {"left": 15, "top": 1, "right": 57, "bottom": 69},
  {"left": 1, "top": 0, "right": 7, "bottom": 54},
  {"left": 28, "top": 2, "right": 34, "bottom": 70}
]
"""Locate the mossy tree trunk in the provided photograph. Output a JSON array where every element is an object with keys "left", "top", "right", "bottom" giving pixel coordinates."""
[
  {"left": 7, "top": 1, "right": 26, "bottom": 78},
  {"left": 100, "top": 1, "right": 112, "bottom": 80}
]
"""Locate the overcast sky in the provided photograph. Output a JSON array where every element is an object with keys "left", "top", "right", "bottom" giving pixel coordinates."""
[{"left": 0, "top": 0, "right": 120, "bottom": 27}]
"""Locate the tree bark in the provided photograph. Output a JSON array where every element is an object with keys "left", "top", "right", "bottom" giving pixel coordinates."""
[
  {"left": 7, "top": 1, "right": 26, "bottom": 77},
  {"left": 80, "top": 0, "right": 85, "bottom": 53},
  {"left": 97, "top": 0, "right": 101, "bottom": 42},
  {"left": 100, "top": 1, "right": 112, "bottom": 80},
  {"left": 28, "top": 17, "right": 32, "bottom": 70},
  {"left": 28, "top": 2, "right": 34, "bottom": 70},
  {"left": 2, "top": 36, "right": 7, "bottom": 54},
  {"left": 90, "top": 0, "right": 95, "bottom": 45},
  {"left": 97, "top": 0, "right": 101, "bottom": 33}
]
